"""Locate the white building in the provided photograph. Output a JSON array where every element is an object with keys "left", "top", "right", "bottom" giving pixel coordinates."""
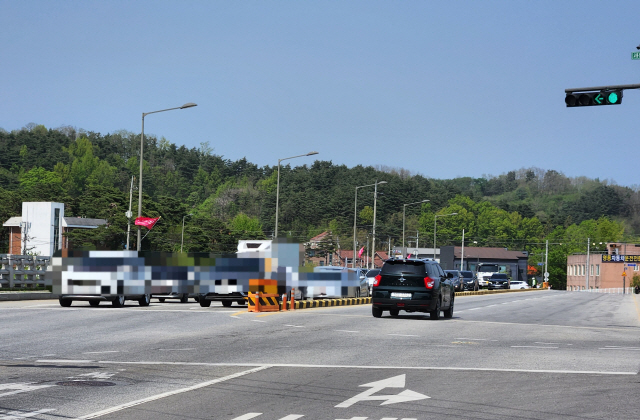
[{"left": 3, "top": 202, "right": 106, "bottom": 257}]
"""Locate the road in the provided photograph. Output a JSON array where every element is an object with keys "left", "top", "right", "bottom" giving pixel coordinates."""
[{"left": 0, "top": 290, "right": 639, "bottom": 419}]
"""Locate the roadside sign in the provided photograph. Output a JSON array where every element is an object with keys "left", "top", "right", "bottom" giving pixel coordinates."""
[
  {"left": 543, "top": 272, "right": 549, "bottom": 279},
  {"left": 627, "top": 263, "right": 636, "bottom": 267},
  {"left": 633, "top": 52, "right": 640, "bottom": 60},
  {"left": 622, "top": 271, "right": 627, "bottom": 276},
  {"left": 537, "top": 263, "right": 543, "bottom": 266}
]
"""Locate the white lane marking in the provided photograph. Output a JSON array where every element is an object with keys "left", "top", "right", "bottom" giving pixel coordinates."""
[
  {"left": 251, "top": 320, "right": 267, "bottom": 323},
  {"left": 455, "top": 338, "right": 488, "bottom": 341},
  {"left": 0, "top": 409, "right": 56, "bottom": 418},
  {"left": 34, "top": 359, "right": 94, "bottom": 363},
  {"left": 35, "top": 359, "right": 636, "bottom": 375},
  {"left": 335, "top": 330, "right": 360, "bottom": 333},
  {"left": 534, "top": 342, "right": 559, "bottom": 345},
  {"left": 230, "top": 415, "right": 304, "bottom": 420},
  {"left": 284, "top": 324, "right": 305, "bottom": 328},
  {"left": 388, "top": 334, "right": 419, "bottom": 337},
  {"left": 77, "top": 366, "right": 270, "bottom": 419},
  {"left": 336, "top": 374, "right": 429, "bottom": 408},
  {"left": 0, "top": 383, "right": 55, "bottom": 398},
  {"left": 68, "top": 372, "right": 115, "bottom": 380},
  {"left": 83, "top": 351, "right": 120, "bottom": 354},
  {"left": 599, "top": 347, "right": 640, "bottom": 350},
  {"left": 231, "top": 316, "right": 241, "bottom": 319},
  {"left": 158, "top": 348, "right": 196, "bottom": 351},
  {"left": 511, "top": 346, "right": 559, "bottom": 349},
  {"left": 230, "top": 414, "right": 262, "bottom": 420}
]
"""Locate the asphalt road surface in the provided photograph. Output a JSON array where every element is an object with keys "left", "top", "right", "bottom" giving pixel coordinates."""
[{"left": 1, "top": 290, "right": 639, "bottom": 419}]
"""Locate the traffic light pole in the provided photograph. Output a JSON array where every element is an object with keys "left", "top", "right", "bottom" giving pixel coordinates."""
[{"left": 565, "top": 83, "right": 640, "bottom": 93}]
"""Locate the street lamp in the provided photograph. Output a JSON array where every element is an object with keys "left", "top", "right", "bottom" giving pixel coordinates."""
[
  {"left": 352, "top": 181, "right": 387, "bottom": 268},
  {"left": 137, "top": 102, "right": 197, "bottom": 251},
  {"left": 371, "top": 180, "right": 387, "bottom": 269},
  {"left": 275, "top": 151, "right": 318, "bottom": 238},
  {"left": 181, "top": 213, "right": 193, "bottom": 253},
  {"left": 403, "top": 200, "right": 429, "bottom": 256},
  {"left": 433, "top": 212, "right": 457, "bottom": 260}
]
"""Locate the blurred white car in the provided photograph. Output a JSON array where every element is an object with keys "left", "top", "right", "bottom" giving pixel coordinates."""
[
  {"left": 365, "top": 269, "right": 380, "bottom": 296},
  {"left": 510, "top": 280, "right": 530, "bottom": 290}
]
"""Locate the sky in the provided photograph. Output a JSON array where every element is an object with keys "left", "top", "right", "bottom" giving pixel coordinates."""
[{"left": 2, "top": 0, "right": 640, "bottom": 187}]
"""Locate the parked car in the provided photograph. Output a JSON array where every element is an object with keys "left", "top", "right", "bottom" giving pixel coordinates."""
[
  {"left": 488, "top": 273, "right": 510, "bottom": 290},
  {"left": 460, "top": 270, "right": 479, "bottom": 291},
  {"left": 371, "top": 258, "right": 454, "bottom": 320},
  {"left": 444, "top": 270, "right": 464, "bottom": 292},
  {"left": 509, "top": 280, "right": 530, "bottom": 290},
  {"left": 364, "top": 269, "right": 380, "bottom": 296}
]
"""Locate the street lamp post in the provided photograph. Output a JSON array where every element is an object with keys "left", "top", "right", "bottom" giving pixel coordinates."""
[
  {"left": 181, "top": 213, "right": 193, "bottom": 253},
  {"left": 353, "top": 181, "right": 387, "bottom": 268},
  {"left": 137, "top": 102, "right": 197, "bottom": 251},
  {"left": 433, "top": 212, "right": 458, "bottom": 260},
  {"left": 402, "top": 200, "right": 429, "bottom": 257},
  {"left": 371, "top": 180, "right": 387, "bottom": 269},
  {"left": 275, "top": 151, "right": 318, "bottom": 238}
]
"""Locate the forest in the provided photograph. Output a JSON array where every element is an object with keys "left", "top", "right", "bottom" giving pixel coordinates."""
[{"left": 2, "top": 123, "right": 639, "bottom": 289}]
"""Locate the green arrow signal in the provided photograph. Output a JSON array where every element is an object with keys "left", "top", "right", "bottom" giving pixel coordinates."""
[{"left": 594, "top": 94, "right": 603, "bottom": 104}]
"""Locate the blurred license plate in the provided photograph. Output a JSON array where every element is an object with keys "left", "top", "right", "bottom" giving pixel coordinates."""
[{"left": 391, "top": 292, "right": 411, "bottom": 299}]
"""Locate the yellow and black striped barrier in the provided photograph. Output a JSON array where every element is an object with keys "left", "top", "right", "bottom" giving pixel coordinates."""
[{"left": 248, "top": 291, "right": 281, "bottom": 312}]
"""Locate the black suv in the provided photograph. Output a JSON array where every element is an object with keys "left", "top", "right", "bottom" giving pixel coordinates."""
[
  {"left": 488, "top": 273, "right": 510, "bottom": 290},
  {"left": 460, "top": 270, "right": 479, "bottom": 291},
  {"left": 371, "top": 259, "right": 454, "bottom": 320}
]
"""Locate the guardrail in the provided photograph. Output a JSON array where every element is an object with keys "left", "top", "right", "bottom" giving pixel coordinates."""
[
  {"left": 0, "top": 255, "right": 50, "bottom": 288},
  {"left": 578, "top": 287, "right": 634, "bottom": 294}
]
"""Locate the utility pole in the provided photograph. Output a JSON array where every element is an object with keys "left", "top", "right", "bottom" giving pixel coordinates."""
[
  {"left": 544, "top": 240, "right": 549, "bottom": 286},
  {"left": 585, "top": 237, "right": 590, "bottom": 290},
  {"left": 460, "top": 229, "right": 465, "bottom": 270},
  {"left": 126, "top": 176, "right": 135, "bottom": 250}
]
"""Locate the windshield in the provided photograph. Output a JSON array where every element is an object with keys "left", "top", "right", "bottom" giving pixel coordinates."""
[
  {"left": 460, "top": 271, "right": 474, "bottom": 278},
  {"left": 478, "top": 265, "right": 499, "bottom": 272}
]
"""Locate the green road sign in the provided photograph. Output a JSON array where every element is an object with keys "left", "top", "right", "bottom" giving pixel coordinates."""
[{"left": 633, "top": 52, "right": 640, "bottom": 60}]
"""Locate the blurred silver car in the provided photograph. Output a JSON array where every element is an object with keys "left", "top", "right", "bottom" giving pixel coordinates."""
[{"left": 509, "top": 280, "right": 530, "bottom": 290}]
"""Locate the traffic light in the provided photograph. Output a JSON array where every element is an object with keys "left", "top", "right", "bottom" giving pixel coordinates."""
[{"left": 565, "top": 90, "right": 623, "bottom": 107}]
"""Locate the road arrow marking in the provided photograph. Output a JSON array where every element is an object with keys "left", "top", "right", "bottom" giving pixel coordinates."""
[{"left": 335, "top": 374, "right": 430, "bottom": 408}]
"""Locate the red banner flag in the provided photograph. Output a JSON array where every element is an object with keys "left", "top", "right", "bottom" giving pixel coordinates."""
[
  {"left": 135, "top": 216, "right": 161, "bottom": 230},
  {"left": 357, "top": 246, "right": 365, "bottom": 258}
]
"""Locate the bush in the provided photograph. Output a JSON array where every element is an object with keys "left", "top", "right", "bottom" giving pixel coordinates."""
[{"left": 631, "top": 274, "right": 640, "bottom": 288}]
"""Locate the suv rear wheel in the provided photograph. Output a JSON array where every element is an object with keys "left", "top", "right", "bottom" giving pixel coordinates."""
[
  {"left": 430, "top": 296, "right": 441, "bottom": 320},
  {"left": 372, "top": 306, "right": 382, "bottom": 318},
  {"left": 444, "top": 295, "right": 454, "bottom": 318}
]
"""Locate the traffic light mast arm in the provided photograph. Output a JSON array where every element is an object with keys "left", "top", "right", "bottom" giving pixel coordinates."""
[{"left": 565, "top": 83, "right": 640, "bottom": 94}]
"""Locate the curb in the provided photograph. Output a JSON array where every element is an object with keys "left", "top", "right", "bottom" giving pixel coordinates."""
[
  {"left": 455, "top": 288, "right": 546, "bottom": 297},
  {"left": 0, "top": 292, "right": 57, "bottom": 301},
  {"left": 294, "top": 297, "right": 372, "bottom": 309}
]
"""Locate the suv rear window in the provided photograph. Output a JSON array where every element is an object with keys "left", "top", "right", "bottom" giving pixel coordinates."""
[{"left": 381, "top": 261, "right": 426, "bottom": 276}]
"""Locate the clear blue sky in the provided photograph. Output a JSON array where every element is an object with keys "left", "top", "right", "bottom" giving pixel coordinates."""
[{"left": 2, "top": 1, "right": 640, "bottom": 187}]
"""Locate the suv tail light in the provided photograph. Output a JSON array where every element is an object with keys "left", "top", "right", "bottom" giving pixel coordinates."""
[
  {"left": 373, "top": 274, "right": 381, "bottom": 287},
  {"left": 424, "top": 276, "right": 435, "bottom": 289}
]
